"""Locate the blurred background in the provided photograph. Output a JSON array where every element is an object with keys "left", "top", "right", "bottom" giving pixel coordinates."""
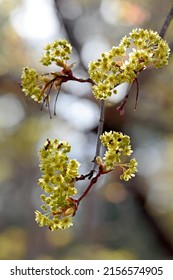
[{"left": 0, "top": 0, "right": 173, "bottom": 260}]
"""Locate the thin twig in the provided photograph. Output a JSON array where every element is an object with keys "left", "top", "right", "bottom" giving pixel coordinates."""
[
  {"left": 117, "top": 92, "right": 130, "bottom": 115},
  {"left": 64, "top": 72, "right": 94, "bottom": 85},
  {"left": 134, "top": 77, "right": 139, "bottom": 111},
  {"left": 94, "top": 100, "right": 105, "bottom": 161},
  {"left": 54, "top": 86, "right": 61, "bottom": 116},
  {"left": 88, "top": 99, "right": 105, "bottom": 179},
  {"left": 75, "top": 166, "right": 108, "bottom": 205},
  {"left": 75, "top": 172, "right": 101, "bottom": 204},
  {"left": 76, "top": 172, "right": 93, "bottom": 181},
  {"left": 41, "top": 82, "right": 54, "bottom": 119},
  {"left": 159, "top": 5, "right": 173, "bottom": 38}
]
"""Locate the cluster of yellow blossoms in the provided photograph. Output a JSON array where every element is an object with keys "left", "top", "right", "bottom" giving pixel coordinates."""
[
  {"left": 88, "top": 29, "right": 170, "bottom": 99},
  {"left": 39, "top": 39, "right": 72, "bottom": 67},
  {"left": 98, "top": 131, "right": 138, "bottom": 181},
  {"left": 21, "top": 67, "right": 53, "bottom": 103},
  {"left": 21, "top": 39, "right": 72, "bottom": 104},
  {"left": 35, "top": 139, "right": 80, "bottom": 230},
  {"left": 97, "top": 131, "right": 138, "bottom": 181},
  {"left": 36, "top": 133, "right": 137, "bottom": 230}
]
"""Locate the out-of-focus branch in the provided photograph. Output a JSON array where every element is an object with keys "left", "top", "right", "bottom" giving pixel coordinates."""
[
  {"left": 88, "top": 100, "right": 105, "bottom": 179},
  {"left": 159, "top": 5, "right": 173, "bottom": 38},
  {"left": 53, "top": 0, "right": 86, "bottom": 71}
]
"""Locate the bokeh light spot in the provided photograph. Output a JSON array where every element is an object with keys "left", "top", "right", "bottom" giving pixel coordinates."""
[{"left": 0, "top": 94, "right": 25, "bottom": 130}]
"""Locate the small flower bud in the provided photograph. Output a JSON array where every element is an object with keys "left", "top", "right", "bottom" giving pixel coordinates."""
[
  {"left": 64, "top": 207, "right": 76, "bottom": 217},
  {"left": 96, "top": 156, "right": 103, "bottom": 166}
]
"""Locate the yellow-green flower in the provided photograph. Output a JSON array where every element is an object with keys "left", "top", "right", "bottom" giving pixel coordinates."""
[
  {"left": 21, "top": 39, "right": 73, "bottom": 107},
  {"left": 100, "top": 131, "right": 138, "bottom": 180},
  {"left": 40, "top": 39, "right": 72, "bottom": 67},
  {"left": 88, "top": 28, "right": 170, "bottom": 100},
  {"left": 21, "top": 67, "right": 48, "bottom": 103},
  {"left": 35, "top": 138, "right": 80, "bottom": 231}
]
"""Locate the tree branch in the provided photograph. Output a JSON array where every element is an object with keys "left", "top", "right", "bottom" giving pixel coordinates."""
[
  {"left": 159, "top": 5, "right": 173, "bottom": 38},
  {"left": 75, "top": 165, "right": 108, "bottom": 205},
  {"left": 88, "top": 99, "right": 105, "bottom": 179}
]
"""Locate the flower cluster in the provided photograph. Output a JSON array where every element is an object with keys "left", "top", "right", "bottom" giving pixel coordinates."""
[
  {"left": 40, "top": 39, "right": 72, "bottom": 67},
  {"left": 88, "top": 28, "right": 170, "bottom": 99},
  {"left": 97, "top": 131, "right": 138, "bottom": 181},
  {"left": 21, "top": 67, "right": 54, "bottom": 103},
  {"left": 21, "top": 39, "right": 73, "bottom": 105},
  {"left": 35, "top": 138, "right": 80, "bottom": 231}
]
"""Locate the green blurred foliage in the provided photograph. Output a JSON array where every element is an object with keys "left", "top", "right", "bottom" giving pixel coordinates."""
[
  {"left": 0, "top": 227, "right": 27, "bottom": 259},
  {"left": 0, "top": 0, "right": 173, "bottom": 260}
]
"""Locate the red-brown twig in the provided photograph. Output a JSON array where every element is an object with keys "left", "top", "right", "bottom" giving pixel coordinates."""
[{"left": 75, "top": 165, "right": 109, "bottom": 205}]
